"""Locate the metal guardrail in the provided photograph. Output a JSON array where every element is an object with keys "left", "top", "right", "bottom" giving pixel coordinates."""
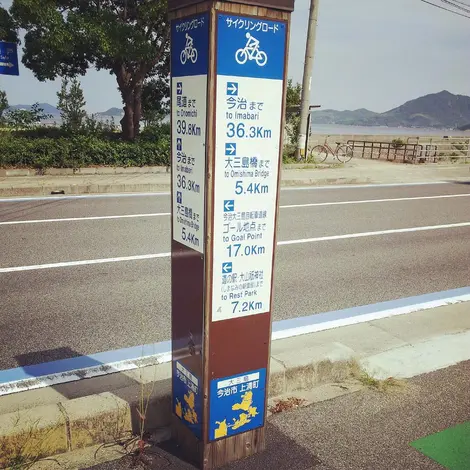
[
  {"left": 346, "top": 140, "right": 423, "bottom": 162},
  {"left": 346, "top": 137, "right": 470, "bottom": 163},
  {"left": 408, "top": 137, "right": 470, "bottom": 163}
]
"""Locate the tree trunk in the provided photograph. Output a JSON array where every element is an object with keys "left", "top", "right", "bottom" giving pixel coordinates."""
[
  {"left": 120, "top": 89, "right": 135, "bottom": 141},
  {"left": 133, "top": 83, "right": 143, "bottom": 137},
  {"left": 115, "top": 63, "right": 146, "bottom": 141}
]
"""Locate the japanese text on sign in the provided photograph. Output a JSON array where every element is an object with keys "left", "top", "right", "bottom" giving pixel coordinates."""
[
  {"left": 212, "top": 15, "right": 287, "bottom": 321},
  {"left": 171, "top": 13, "right": 209, "bottom": 254},
  {"left": 210, "top": 368, "right": 266, "bottom": 441}
]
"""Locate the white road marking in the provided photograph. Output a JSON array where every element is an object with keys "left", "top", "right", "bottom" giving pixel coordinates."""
[
  {"left": 2, "top": 193, "right": 469, "bottom": 226},
  {"left": 281, "top": 193, "right": 470, "bottom": 209},
  {"left": 278, "top": 222, "right": 470, "bottom": 246},
  {"left": 1, "top": 286, "right": 469, "bottom": 395},
  {"left": 0, "top": 181, "right": 451, "bottom": 203},
  {"left": 0, "top": 253, "right": 171, "bottom": 273},
  {"left": 1, "top": 221, "right": 470, "bottom": 273},
  {"left": 281, "top": 181, "right": 448, "bottom": 191},
  {"left": 0, "top": 192, "right": 171, "bottom": 203},
  {"left": 0, "top": 212, "right": 171, "bottom": 226}
]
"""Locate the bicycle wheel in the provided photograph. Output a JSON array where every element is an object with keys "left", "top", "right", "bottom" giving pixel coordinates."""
[
  {"left": 336, "top": 144, "right": 353, "bottom": 163},
  {"left": 190, "top": 48, "right": 198, "bottom": 63},
  {"left": 235, "top": 49, "right": 248, "bottom": 65},
  {"left": 256, "top": 51, "right": 268, "bottom": 67},
  {"left": 309, "top": 145, "right": 329, "bottom": 163}
]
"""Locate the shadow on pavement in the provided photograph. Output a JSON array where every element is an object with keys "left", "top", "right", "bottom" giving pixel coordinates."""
[
  {"left": 156, "top": 422, "right": 324, "bottom": 470},
  {"left": 13, "top": 347, "right": 169, "bottom": 435}
]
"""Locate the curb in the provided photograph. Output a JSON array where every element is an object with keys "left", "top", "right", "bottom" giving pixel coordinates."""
[
  {"left": 0, "top": 345, "right": 355, "bottom": 469},
  {"left": 0, "top": 178, "right": 376, "bottom": 198},
  {"left": 0, "top": 393, "right": 131, "bottom": 468},
  {"left": 1, "top": 298, "right": 469, "bottom": 468}
]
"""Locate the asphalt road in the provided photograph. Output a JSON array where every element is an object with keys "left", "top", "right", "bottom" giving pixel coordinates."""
[
  {"left": 1, "top": 182, "right": 470, "bottom": 369},
  {"left": 86, "top": 360, "right": 470, "bottom": 469}
]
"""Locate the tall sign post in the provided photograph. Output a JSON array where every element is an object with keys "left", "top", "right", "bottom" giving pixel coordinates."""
[{"left": 170, "top": 0, "right": 294, "bottom": 468}]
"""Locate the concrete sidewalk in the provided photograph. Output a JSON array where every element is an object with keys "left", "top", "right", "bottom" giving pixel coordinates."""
[
  {"left": 0, "top": 301, "right": 469, "bottom": 468},
  {"left": 0, "top": 159, "right": 469, "bottom": 197}
]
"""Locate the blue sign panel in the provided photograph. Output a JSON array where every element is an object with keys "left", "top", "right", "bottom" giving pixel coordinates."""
[
  {"left": 217, "top": 15, "right": 286, "bottom": 80},
  {"left": 171, "top": 13, "right": 209, "bottom": 78},
  {"left": 173, "top": 361, "right": 202, "bottom": 438},
  {"left": 0, "top": 42, "right": 19, "bottom": 76},
  {"left": 209, "top": 368, "right": 266, "bottom": 441}
]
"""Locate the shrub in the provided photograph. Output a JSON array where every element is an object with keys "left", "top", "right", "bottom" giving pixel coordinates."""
[{"left": 0, "top": 132, "right": 170, "bottom": 169}]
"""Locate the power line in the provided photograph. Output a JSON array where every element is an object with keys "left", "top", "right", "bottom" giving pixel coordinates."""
[
  {"left": 440, "top": 0, "right": 470, "bottom": 14},
  {"left": 450, "top": 0, "right": 470, "bottom": 8},
  {"left": 420, "top": 0, "right": 470, "bottom": 18}
]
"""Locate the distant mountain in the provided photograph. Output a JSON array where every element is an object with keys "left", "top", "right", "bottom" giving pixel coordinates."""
[
  {"left": 97, "top": 107, "right": 123, "bottom": 116},
  {"left": 311, "top": 91, "right": 470, "bottom": 129},
  {"left": 8, "top": 103, "right": 60, "bottom": 116}
]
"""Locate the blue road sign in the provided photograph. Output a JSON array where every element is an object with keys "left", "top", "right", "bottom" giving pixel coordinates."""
[
  {"left": 226, "top": 82, "right": 238, "bottom": 96},
  {"left": 177, "top": 191, "right": 183, "bottom": 204},
  {"left": 225, "top": 143, "right": 236, "bottom": 155},
  {"left": 173, "top": 361, "right": 202, "bottom": 439},
  {"left": 176, "top": 138, "right": 183, "bottom": 151},
  {"left": 171, "top": 13, "right": 209, "bottom": 78},
  {"left": 224, "top": 200, "right": 234, "bottom": 212},
  {"left": 217, "top": 15, "right": 286, "bottom": 80},
  {"left": 176, "top": 82, "right": 183, "bottom": 95},
  {"left": 222, "top": 262, "right": 233, "bottom": 274},
  {"left": 209, "top": 368, "right": 266, "bottom": 441},
  {"left": 0, "top": 42, "right": 19, "bottom": 76}
]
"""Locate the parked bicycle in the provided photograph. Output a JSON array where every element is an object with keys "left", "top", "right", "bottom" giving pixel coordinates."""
[{"left": 308, "top": 136, "right": 354, "bottom": 163}]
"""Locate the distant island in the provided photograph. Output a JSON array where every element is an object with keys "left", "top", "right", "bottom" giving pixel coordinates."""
[
  {"left": 7, "top": 104, "right": 123, "bottom": 119},
  {"left": 8, "top": 90, "right": 470, "bottom": 130},
  {"left": 311, "top": 90, "right": 470, "bottom": 130}
]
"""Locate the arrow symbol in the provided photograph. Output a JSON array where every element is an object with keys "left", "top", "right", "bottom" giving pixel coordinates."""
[
  {"left": 224, "top": 200, "right": 234, "bottom": 212},
  {"left": 0, "top": 62, "right": 13, "bottom": 68},
  {"left": 225, "top": 143, "right": 236, "bottom": 155},
  {"left": 222, "top": 262, "right": 233, "bottom": 274},
  {"left": 226, "top": 82, "right": 238, "bottom": 96}
]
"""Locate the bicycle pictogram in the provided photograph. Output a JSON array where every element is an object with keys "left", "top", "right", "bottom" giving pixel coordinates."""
[
  {"left": 180, "top": 34, "right": 198, "bottom": 65},
  {"left": 235, "top": 33, "right": 267, "bottom": 67}
]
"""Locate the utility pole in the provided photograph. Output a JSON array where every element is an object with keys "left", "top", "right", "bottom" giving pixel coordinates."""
[{"left": 295, "top": 0, "right": 320, "bottom": 160}]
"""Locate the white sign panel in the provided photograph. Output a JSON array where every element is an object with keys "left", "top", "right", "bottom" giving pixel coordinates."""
[
  {"left": 212, "top": 15, "right": 287, "bottom": 322},
  {"left": 171, "top": 14, "right": 209, "bottom": 253}
]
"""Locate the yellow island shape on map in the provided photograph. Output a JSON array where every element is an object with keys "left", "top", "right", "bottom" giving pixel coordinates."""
[
  {"left": 213, "top": 391, "right": 259, "bottom": 438},
  {"left": 175, "top": 391, "right": 198, "bottom": 424}
]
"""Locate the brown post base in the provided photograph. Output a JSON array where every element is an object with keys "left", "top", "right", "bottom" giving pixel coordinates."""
[
  {"left": 171, "top": 415, "right": 266, "bottom": 469},
  {"left": 203, "top": 427, "right": 266, "bottom": 469}
]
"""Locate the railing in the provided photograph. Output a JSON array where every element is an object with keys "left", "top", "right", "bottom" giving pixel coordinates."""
[
  {"left": 346, "top": 140, "right": 423, "bottom": 162},
  {"left": 346, "top": 137, "right": 470, "bottom": 163},
  {"left": 408, "top": 136, "right": 470, "bottom": 163}
]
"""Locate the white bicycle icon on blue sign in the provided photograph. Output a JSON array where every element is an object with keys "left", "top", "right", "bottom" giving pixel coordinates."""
[
  {"left": 235, "top": 33, "right": 268, "bottom": 67},
  {"left": 180, "top": 33, "right": 198, "bottom": 64}
]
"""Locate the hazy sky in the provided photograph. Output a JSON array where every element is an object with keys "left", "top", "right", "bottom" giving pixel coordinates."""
[{"left": 1, "top": 0, "right": 469, "bottom": 113}]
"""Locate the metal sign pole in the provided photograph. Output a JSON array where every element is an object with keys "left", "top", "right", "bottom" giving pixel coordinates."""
[{"left": 169, "top": 1, "right": 294, "bottom": 468}]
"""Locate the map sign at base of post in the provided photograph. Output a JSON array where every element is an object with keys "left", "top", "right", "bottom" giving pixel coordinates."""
[
  {"left": 171, "top": 13, "right": 209, "bottom": 254},
  {"left": 0, "top": 42, "right": 19, "bottom": 76},
  {"left": 212, "top": 14, "right": 287, "bottom": 322},
  {"left": 173, "top": 361, "right": 202, "bottom": 438},
  {"left": 209, "top": 368, "right": 266, "bottom": 441}
]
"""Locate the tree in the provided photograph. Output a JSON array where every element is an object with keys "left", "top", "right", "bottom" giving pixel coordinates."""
[
  {"left": 285, "top": 80, "right": 302, "bottom": 146},
  {"left": 0, "top": 90, "right": 8, "bottom": 124},
  {"left": 5, "top": 103, "right": 52, "bottom": 129},
  {"left": 141, "top": 76, "right": 169, "bottom": 126},
  {"left": 10, "top": 0, "right": 170, "bottom": 141},
  {"left": 0, "top": 6, "right": 18, "bottom": 43},
  {"left": 57, "top": 78, "right": 86, "bottom": 132}
]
